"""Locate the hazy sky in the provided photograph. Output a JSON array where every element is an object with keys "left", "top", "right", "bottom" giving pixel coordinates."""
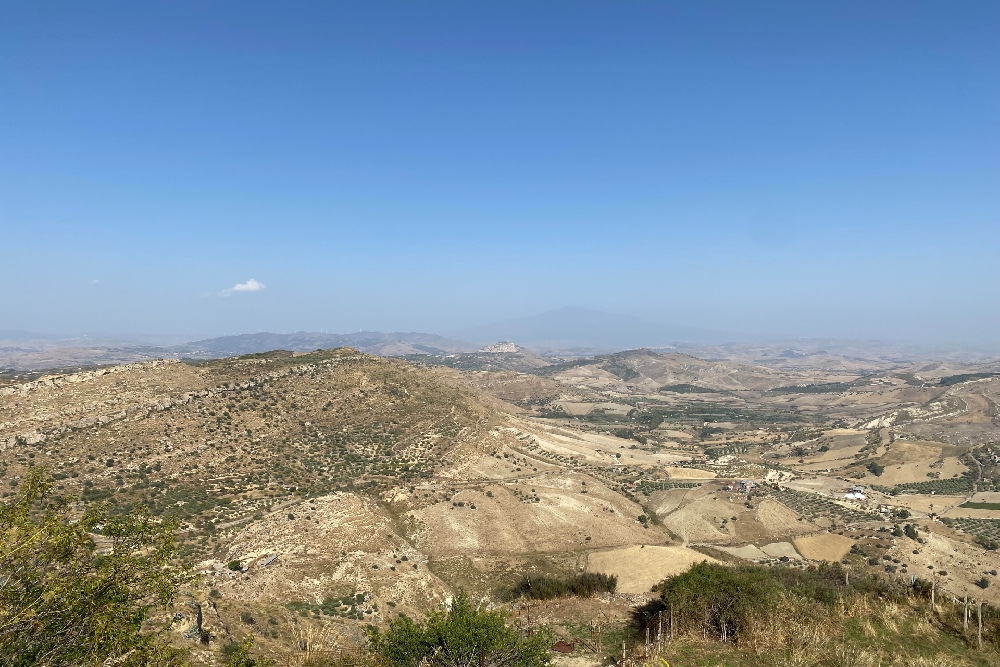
[{"left": 2, "top": 2, "right": 998, "bottom": 345}]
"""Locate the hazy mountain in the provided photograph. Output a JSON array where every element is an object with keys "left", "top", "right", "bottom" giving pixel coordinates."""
[
  {"left": 173, "top": 331, "right": 477, "bottom": 358},
  {"left": 448, "top": 307, "right": 732, "bottom": 354},
  {"left": 0, "top": 331, "right": 478, "bottom": 371},
  {"left": 0, "top": 330, "right": 71, "bottom": 341}
]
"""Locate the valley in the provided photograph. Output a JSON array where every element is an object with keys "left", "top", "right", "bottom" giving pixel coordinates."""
[{"left": 3, "top": 343, "right": 1000, "bottom": 664}]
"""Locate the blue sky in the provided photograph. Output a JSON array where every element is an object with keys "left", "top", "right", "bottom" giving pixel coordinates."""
[{"left": 1, "top": 1, "right": 998, "bottom": 344}]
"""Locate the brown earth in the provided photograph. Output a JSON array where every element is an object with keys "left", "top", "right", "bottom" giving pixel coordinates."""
[{"left": 793, "top": 533, "right": 855, "bottom": 561}]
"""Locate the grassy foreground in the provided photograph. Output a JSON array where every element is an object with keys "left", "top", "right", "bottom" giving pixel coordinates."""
[{"left": 624, "top": 562, "right": 1000, "bottom": 667}]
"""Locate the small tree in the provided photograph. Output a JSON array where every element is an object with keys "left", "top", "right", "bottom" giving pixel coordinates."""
[
  {"left": 656, "top": 562, "right": 782, "bottom": 644},
  {"left": 367, "top": 591, "right": 551, "bottom": 667},
  {"left": 0, "top": 468, "right": 189, "bottom": 666},
  {"left": 867, "top": 462, "right": 884, "bottom": 477}
]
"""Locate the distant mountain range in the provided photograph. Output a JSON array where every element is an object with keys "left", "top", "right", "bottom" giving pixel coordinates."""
[
  {"left": 0, "top": 331, "right": 479, "bottom": 372},
  {"left": 172, "top": 331, "right": 477, "bottom": 358},
  {"left": 4, "top": 308, "right": 999, "bottom": 373},
  {"left": 1, "top": 309, "right": 730, "bottom": 370}
]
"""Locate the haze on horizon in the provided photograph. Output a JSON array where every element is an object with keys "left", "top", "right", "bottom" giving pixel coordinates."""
[{"left": 2, "top": 2, "right": 998, "bottom": 348}]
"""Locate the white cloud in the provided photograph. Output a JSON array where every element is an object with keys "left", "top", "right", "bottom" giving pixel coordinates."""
[{"left": 220, "top": 279, "right": 266, "bottom": 296}]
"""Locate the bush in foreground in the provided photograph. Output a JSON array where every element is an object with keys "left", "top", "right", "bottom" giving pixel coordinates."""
[
  {"left": 645, "top": 561, "right": 1000, "bottom": 665},
  {"left": 366, "top": 591, "right": 551, "bottom": 667}
]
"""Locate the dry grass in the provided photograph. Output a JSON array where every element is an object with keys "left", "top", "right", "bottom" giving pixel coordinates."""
[
  {"left": 586, "top": 546, "right": 720, "bottom": 593},
  {"left": 793, "top": 533, "right": 854, "bottom": 562}
]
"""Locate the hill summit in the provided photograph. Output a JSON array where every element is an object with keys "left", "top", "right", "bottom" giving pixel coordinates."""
[{"left": 478, "top": 341, "right": 524, "bottom": 354}]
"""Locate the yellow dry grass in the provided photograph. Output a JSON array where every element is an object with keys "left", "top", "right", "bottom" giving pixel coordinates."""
[
  {"left": 793, "top": 532, "right": 854, "bottom": 561},
  {"left": 868, "top": 441, "right": 968, "bottom": 485},
  {"left": 586, "top": 545, "right": 718, "bottom": 593},
  {"left": 890, "top": 494, "right": 966, "bottom": 515},
  {"left": 939, "top": 507, "right": 1000, "bottom": 519}
]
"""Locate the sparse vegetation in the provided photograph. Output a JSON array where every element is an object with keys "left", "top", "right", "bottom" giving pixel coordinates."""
[{"left": 4, "top": 345, "right": 1000, "bottom": 664}]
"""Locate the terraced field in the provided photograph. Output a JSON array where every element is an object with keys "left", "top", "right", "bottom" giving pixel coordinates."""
[
  {"left": 941, "top": 518, "right": 1000, "bottom": 546},
  {"left": 635, "top": 480, "right": 703, "bottom": 494},
  {"left": 874, "top": 473, "right": 977, "bottom": 496},
  {"left": 764, "top": 487, "right": 878, "bottom": 525}
]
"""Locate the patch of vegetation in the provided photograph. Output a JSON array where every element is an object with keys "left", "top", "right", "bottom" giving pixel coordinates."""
[
  {"left": 286, "top": 592, "right": 372, "bottom": 620},
  {"left": 503, "top": 572, "right": 617, "bottom": 601},
  {"left": 659, "top": 384, "right": 720, "bottom": 394},
  {"left": 941, "top": 518, "right": 1000, "bottom": 548},
  {"left": 891, "top": 473, "right": 975, "bottom": 495},
  {"left": 366, "top": 591, "right": 551, "bottom": 667},
  {"left": 764, "top": 487, "right": 876, "bottom": 524},
  {"left": 705, "top": 443, "right": 754, "bottom": 458},
  {"left": 939, "top": 372, "right": 1000, "bottom": 386},
  {"left": 601, "top": 358, "right": 641, "bottom": 381},
  {"left": 961, "top": 502, "right": 1000, "bottom": 510},
  {"left": 634, "top": 403, "right": 806, "bottom": 430},
  {"left": 640, "top": 561, "right": 1000, "bottom": 664},
  {"left": 635, "top": 480, "right": 702, "bottom": 495}
]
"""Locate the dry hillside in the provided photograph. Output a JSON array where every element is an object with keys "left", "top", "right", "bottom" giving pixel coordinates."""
[{"left": 5, "top": 346, "right": 1000, "bottom": 663}]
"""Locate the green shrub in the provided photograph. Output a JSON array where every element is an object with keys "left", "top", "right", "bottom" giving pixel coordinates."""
[
  {"left": 653, "top": 562, "right": 898, "bottom": 644},
  {"left": 366, "top": 591, "right": 550, "bottom": 667},
  {"left": 655, "top": 562, "right": 782, "bottom": 643},
  {"left": 506, "top": 572, "right": 617, "bottom": 600}
]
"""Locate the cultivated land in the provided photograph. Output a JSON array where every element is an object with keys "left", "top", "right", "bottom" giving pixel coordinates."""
[{"left": 4, "top": 344, "right": 1000, "bottom": 663}]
